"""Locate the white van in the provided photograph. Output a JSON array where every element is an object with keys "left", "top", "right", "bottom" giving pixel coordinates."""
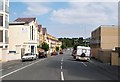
[{"left": 73, "top": 46, "right": 91, "bottom": 61}]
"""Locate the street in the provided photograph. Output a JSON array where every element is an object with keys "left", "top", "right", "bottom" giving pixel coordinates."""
[{"left": 1, "top": 50, "right": 119, "bottom": 81}]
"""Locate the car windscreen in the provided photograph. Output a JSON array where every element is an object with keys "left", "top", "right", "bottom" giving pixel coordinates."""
[{"left": 24, "top": 53, "right": 31, "bottom": 56}]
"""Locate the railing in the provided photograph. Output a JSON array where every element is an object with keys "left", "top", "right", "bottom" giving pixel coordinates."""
[{"left": 90, "top": 39, "right": 100, "bottom": 44}]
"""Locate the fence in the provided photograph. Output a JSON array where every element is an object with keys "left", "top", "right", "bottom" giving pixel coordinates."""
[
  {"left": 111, "top": 47, "right": 120, "bottom": 66},
  {"left": 97, "top": 49, "right": 112, "bottom": 63}
]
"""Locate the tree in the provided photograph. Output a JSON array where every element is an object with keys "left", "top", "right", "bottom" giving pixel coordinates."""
[
  {"left": 41, "top": 42, "right": 49, "bottom": 51},
  {"left": 61, "top": 43, "right": 66, "bottom": 49},
  {"left": 37, "top": 45, "right": 41, "bottom": 48},
  {"left": 56, "top": 47, "right": 59, "bottom": 52}
]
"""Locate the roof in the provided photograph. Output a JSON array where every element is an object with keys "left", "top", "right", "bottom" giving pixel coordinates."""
[
  {"left": 9, "top": 22, "right": 26, "bottom": 25},
  {"left": 92, "top": 25, "right": 118, "bottom": 33},
  {"left": 42, "top": 28, "right": 47, "bottom": 35},
  {"left": 14, "top": 17, "right": 36, "bottom": 23},
  {"left": 38, "top": 25, "right": 42, "bottom": 32}
]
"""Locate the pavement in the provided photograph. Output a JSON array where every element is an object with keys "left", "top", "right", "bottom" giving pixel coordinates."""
[
  {"left": 90, "top": 58, "right": 120, "bottom": 78},
  {"left": 0, "top": 50, "right": 119, "bottom": 81},
  {"left": 2, "top": 60, "right": 21, "bottom": 67}
]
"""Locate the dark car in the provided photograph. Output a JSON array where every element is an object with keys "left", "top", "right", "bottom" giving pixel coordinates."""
[
  {"left": 59, "top": 50, "right": 63, "bottom": 54},
  {"left": 72, "top": 50, "right": 77, "bottom": 59},
  {"left": 38, "top": 52, "right": 47, "bottom": 58},
  {"left": 51, "top": 51, "right": 58, "bottom": 56}
]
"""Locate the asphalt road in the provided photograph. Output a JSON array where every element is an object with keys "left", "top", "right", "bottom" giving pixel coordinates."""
[{"left": 1, "top": 50, "right": 119, "bottom": 81}]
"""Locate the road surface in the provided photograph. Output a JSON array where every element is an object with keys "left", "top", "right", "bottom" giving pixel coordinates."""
[{"left": 1, "top": 50, "right": 119, "bottom": 81}]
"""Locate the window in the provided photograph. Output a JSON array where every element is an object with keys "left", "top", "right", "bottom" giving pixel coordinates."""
[
  {"left": 32, "top": 26, "right": 33, "bottom": 40},
  {"left": 5, "top": 0, "right": 9, "bottom": 13},
  {"left": 0, "top": 46, "right": 3, "bottom": 48},
  {"left": 0, "top": 14, "right": 3, "bottom": 26},
  {"left": 34, "top": 29, "right": 35, "bottom": 40},
  {"left": 5, "top": 15, "right": 8, "bottom": 28},
  {"left": 0, "top": 0, "right": 3, "bottom": 11},
  {"left": 5, "top": 30, "right": 8, "bottom": 43},
  {"left": 5, "top": 46, "right": 8, "bottom": 48},
  {"left": 0, "top": 30, "right": 3, "bottom": 42},
  {"left": 30, "top": 26, "right": 31, "bottom": 40},
  {"left": 9, "top": 51, "right": 16, "bottom": 53}
]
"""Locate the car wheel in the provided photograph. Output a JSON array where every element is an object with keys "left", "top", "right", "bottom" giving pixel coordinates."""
[
  {"left": 31, "top": 58, "right": 34, "bottom": 61},
  {"left": 22, "top": 60, "right": 25, "bottom": 62}
]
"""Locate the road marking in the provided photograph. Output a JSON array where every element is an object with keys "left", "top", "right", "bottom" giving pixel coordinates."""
[
  {"left": 8, "top": 67, "right": 12, "bottom": 69},
  {"left": 0, "top": 69, "right": 3, "bottom": 71},
  {"left": 61, "top": 72, "right": 64, "bottom": 81},
  {"left": 14, "top": 66, "right": 18, "bottom": 68},
  {"left": 0, "top": 59, "right": 45, "bottom": 79},
  {"left": 61, "top": 57, "right": 63, "bottom": 62},
  {"left": 81, "top": 62, "right": 87, "bottom": 67},
  {"left": 61, "top": 62, "right": 63, "bottom": 65},
  {"left": 89, "top": 60, "right": 93, "bottom": 63},
  {"left": 61, "top": 66, "right": 62, "bottom": 69}
]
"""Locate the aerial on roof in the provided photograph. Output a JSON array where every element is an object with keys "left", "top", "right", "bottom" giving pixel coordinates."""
[{"left": 14, "top": 17, "right": 36, "bottom": 23}]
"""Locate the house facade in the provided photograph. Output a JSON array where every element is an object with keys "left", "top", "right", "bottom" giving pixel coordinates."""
[
  {"left": 42, "top": 27, "right": 47, "bottom": 43},
  {"left": 0, "top": 0, "right": 9, "bottom": 49},
  {"left": 47, "top": 33, "right": 62, "bottom": 53},
  {"left": 9, "top": 18, "right": 38, "bottom": 57},
  {"left": 38, "top": 25, "right": 44, "bottom": 46}
]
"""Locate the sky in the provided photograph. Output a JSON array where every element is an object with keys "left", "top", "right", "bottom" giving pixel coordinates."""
[{"left": 9, "top": 1, "right": 118, "bottom": 38}]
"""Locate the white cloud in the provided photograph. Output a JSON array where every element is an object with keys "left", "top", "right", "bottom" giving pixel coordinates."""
[
  {"left": 10, "top": 0, "right": 119, "bottom": 2},
  {"left": 23, "top": 3, "right": 52, "bottom": 16},
  {"left": 13, "top": 12, "right": 16, "bottom": 15},
  {"left": 50, "top": 2, "right": 118, "bottom": 25}
]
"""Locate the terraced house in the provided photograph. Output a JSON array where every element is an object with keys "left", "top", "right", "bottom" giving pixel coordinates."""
[
  {"left": 47, "top": 33, "right": 62, "bottom": 53},
  {"left": 38, "top": 25, "right": 44, "bottom": 46}
]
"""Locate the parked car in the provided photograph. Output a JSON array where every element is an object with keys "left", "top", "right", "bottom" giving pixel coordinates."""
[
  {"left": 22, "top": 53, "right": 37, "bottom": 62},
  {"left": 38, "top": 52, "right": 47, "bottom": 58},
  {"left": 59, "top": 50, "right": 63, "bottom": 54},
  {"left": 72, "top": 50, "right": 77, "bottom": 59},
  {"left": 51, "top": 51, "right": 58, "bottom": 56}
]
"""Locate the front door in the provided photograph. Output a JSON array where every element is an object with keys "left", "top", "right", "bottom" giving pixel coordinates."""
[
  {"left": 21, "top": 48, "right": 25, "bottom": 58},
  {"left": 31, "top": 46, "right": 34, "bottom": 53}
]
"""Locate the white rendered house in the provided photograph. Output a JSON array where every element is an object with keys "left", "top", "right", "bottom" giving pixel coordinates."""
[{"left": 9, "top": 18, "right": 38, "bottom": 56}]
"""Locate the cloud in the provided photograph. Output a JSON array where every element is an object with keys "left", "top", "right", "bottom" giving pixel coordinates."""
[
  {"left": 10, "top": 0, "right": 119, "bottom": 2},
  {"left": 23, "top": 3, "right": 52, "bottom": 16},
  {"left": 13, "top": 12, "right": 16, "bottom": 15},
  {"left": 50, "top": 2, "right": 118, "bottom": 25}
]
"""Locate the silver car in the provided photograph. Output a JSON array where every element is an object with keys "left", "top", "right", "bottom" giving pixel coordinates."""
[{"left": 22, "top": 53, "right": 37, "bottom": 62}]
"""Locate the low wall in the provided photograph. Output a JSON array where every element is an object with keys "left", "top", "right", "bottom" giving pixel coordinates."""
[
  {"left": 111, "top": 51, "right": 120, "bottom": 66},
  {"left": 0, "top": 48, "right": 21, "bottom": 62},
  {"left": 97, "top": 50, "right": 112, "bottom": 63},
  {"left": 91, "top": 48, "right": 100, "bottom": 58},
  {"left": 3, "top": 53, "right": 21, "bottom": 61}
]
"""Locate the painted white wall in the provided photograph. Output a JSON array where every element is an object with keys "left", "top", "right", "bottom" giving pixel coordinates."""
[
  {"left": 9, "top": 20, "right": 38, "bottom": 55},
  {"left": 9, "top": 25, "right": 29, "bottom": 51},
  {"left": 0, "top": 0, "right": 9, "bottom": 48}
]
